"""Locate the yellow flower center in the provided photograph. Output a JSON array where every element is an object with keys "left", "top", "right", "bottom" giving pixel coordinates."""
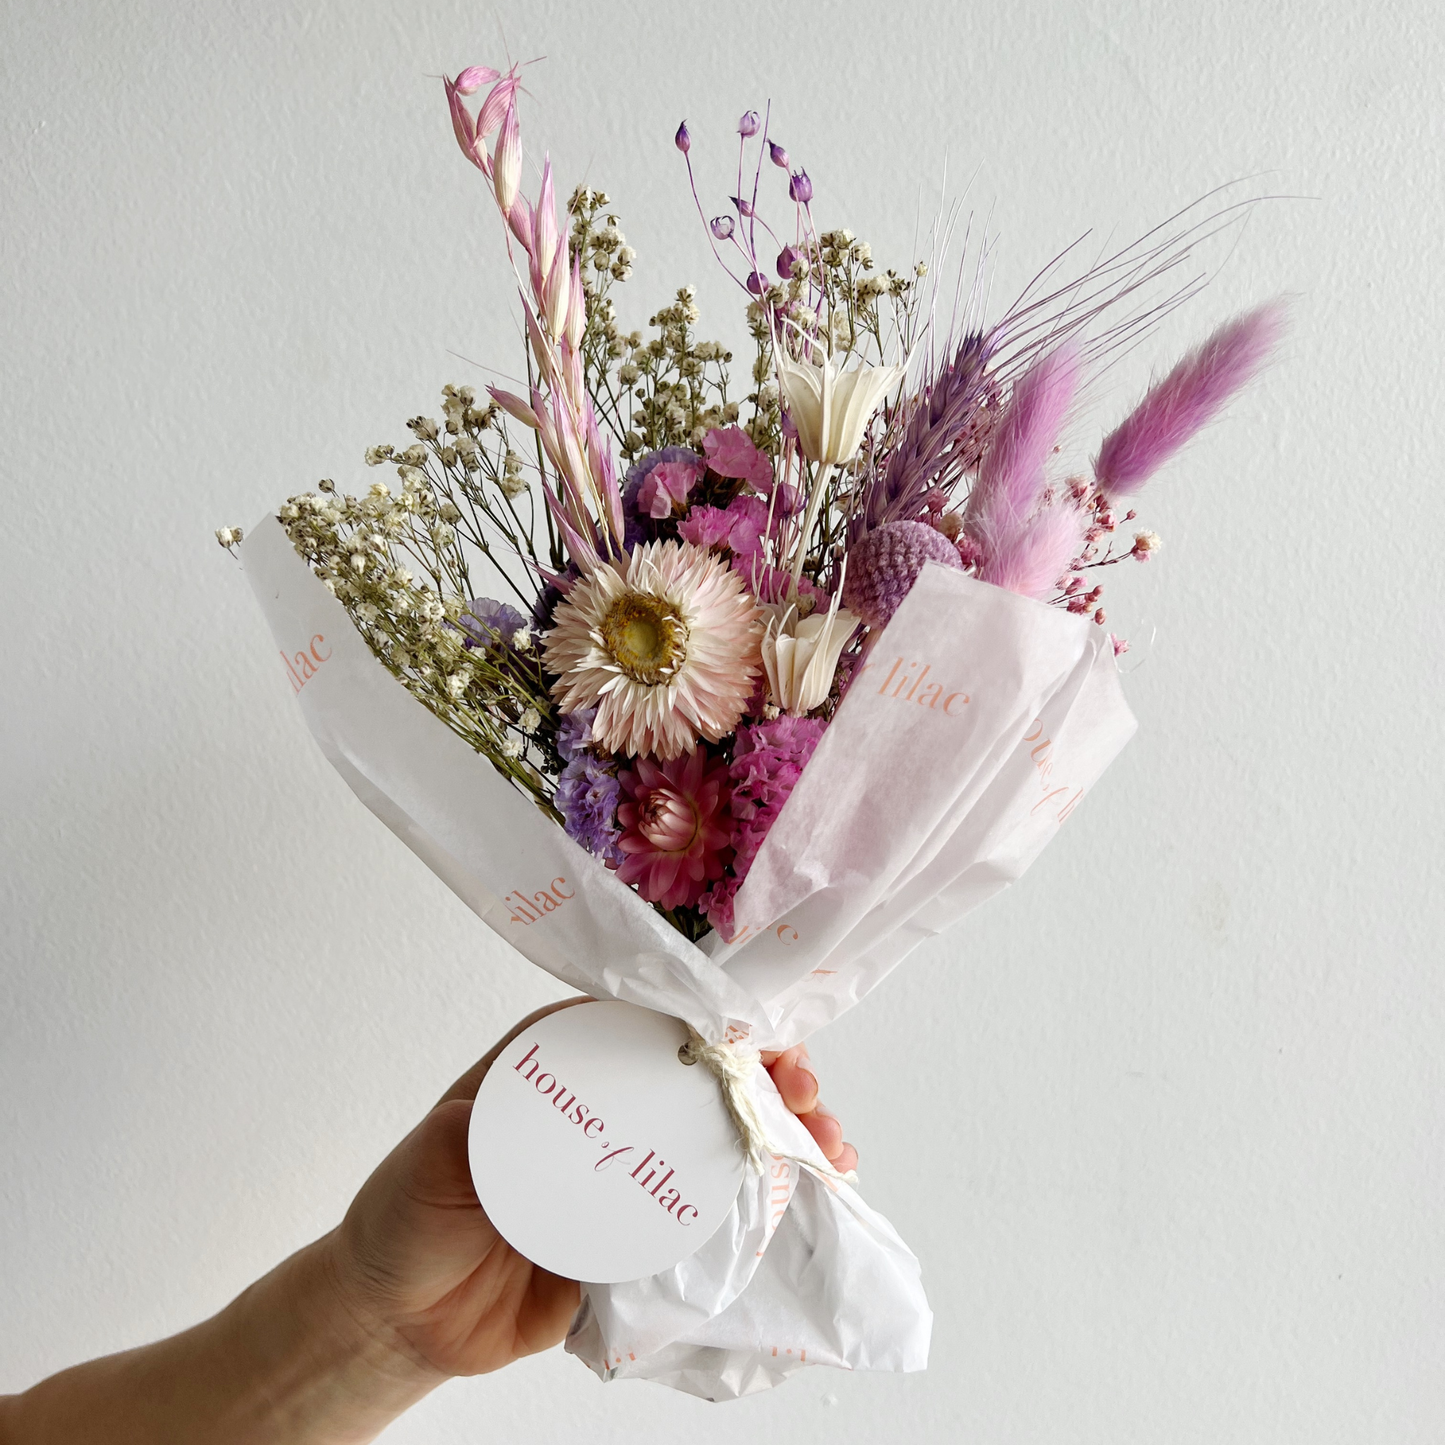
[{"left": 600, "top": 592, "right": 688, "bottom": 685}]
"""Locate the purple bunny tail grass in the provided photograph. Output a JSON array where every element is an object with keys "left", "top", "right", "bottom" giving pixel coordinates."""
[
  {"left": 965, "top": 343, "right": 1082, "bottom": 538},
  {"left": 1094, "top": 298, "right": 1288, "bottom": 499},
  {"left": 976, "top": 502, "right": 1085, "bottom": 601}
]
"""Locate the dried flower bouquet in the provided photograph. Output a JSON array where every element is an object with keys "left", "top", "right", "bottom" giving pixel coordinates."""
[{"left": 225, "top": 61, "right": 1281, "bottom": 1398}]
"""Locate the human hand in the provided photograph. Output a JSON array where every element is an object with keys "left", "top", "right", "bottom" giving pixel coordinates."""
[
  {"left": 321, "top": 1001, "right": 859, "bottom": 1383},
  {"left": 0, "top": 1001, "right": 857, "bottom": 1444}
]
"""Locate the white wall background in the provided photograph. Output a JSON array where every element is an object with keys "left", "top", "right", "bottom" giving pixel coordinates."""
[{"left": 2, "top": 1, "right": 1441, "bottom": 1439}]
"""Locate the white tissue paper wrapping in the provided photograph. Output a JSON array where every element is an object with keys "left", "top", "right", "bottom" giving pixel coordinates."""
[{"left": 241, "top": 515, "right": 1137, "bottom": 1401}]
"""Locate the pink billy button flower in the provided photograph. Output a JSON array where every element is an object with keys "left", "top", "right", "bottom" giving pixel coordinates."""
[{"left": 615, "top": 751, "right": 733, "bottom": 911}]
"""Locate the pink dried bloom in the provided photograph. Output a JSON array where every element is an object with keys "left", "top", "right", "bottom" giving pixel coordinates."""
[
  {"left": 1094, "top": 300, "right": 1287, "bottom": 499},
  {"left": 492, "top": 101, "right": 522, "bottom": 213},
  {"left": 701, "top": 716, "right": 827, "bottom": 940},
  {"left": 616, "top": 751, "right": 733, "bottom": 911},
  {"left": 636, "top": 457, "right": 704, "bottom": 519},
  {"left": 842, "top": 519, "right": 963, "bottom": 630},
  {"left": 702, "top": 425, "right": 775, "bottom": 490},
  {"left": 678, "top": 495, "right": 770, "bottom": 558},
  {"left": 732, "top": 553, "right": 825, "bottom": 609},
  {"left": 453, "top": 65, "right": 499, "bottom": 96}
]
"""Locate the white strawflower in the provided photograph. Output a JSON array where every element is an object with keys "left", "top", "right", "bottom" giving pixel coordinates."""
[{"left": 543, "top": 539, "right": 762, "bottom": 760}]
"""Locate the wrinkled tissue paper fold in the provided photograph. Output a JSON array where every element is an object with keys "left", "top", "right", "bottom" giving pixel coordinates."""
[{"left": 241, "top": 514, "right": 1136, "bottom": 1400}]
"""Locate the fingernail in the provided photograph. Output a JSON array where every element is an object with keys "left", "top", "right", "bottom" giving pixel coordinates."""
[{"left": 812, "top": 1101, "right": 835, "bottom": 1120}]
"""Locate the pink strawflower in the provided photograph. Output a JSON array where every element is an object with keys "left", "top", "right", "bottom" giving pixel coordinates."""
[
  {"left": 636, "top": 456, "right": 704, "bottom": 519},
  {"left": 701, "top": 716, "right": 827, "bottom": 939},
  {"left": 842, "top": 519, "right": 963, "bottom": 629},
  {"left": 615, "top": 751, "right": 733, "bottom": 911},
  {"left": 543, "top": 540, "right": 762, "bottom": 760},
  {"left": 702, "top": 425, "right": 775, "bottom": 491}
]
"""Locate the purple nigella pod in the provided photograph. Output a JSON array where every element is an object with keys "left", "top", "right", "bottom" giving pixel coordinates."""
[
  {"left": 711, "top": 215, "right": 736, "bottom": 240},
  {"left": 776, "top": 244, "right": 802, "bottom": 278},
  {"left": 674, "top": 120, "right": 691, "bottom": 154},
  {"left": 769, "top": 141, "right": 790, "bottom": 169},
  {"left": 788, "top": 169, "right": 813, "bottom": 204},
  {"left": 731, "top": 195, "right": 755, "bottom": 218},
  {"left": 745, "top": 271, "right": 768, "bottom": 296},
  {"left": 738, "top": 110, "right": 760, "bottom": 137}
]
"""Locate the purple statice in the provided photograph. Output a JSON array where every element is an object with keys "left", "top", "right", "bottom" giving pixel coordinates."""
[
  {"left": 530, "top": 563, "right": 581, "bottom": 633},
  {"left": 621, "top": 446, "right": 705, "bottom": 547},
  {"left": 459, "top": 597, "right": 527, "bottom": 652},
  {"left": 700, "top": 715, "right": 827, "bottom": 939},
  {"left": 551, "top": 705, "right": 621, "bottom": 861},
  {"left": 555, "top": 705, "right": 597, "bottom": 762},
  {"left": 556, "top": 757, "right": 623, "bottom": 864},
  {"left": 554, "top": 706, "right": 623, "bottom": 863}
]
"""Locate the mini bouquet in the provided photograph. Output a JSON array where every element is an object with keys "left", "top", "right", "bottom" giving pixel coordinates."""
[{"left": 225, "top": 61, "right": 1282, "bottom": 1400}]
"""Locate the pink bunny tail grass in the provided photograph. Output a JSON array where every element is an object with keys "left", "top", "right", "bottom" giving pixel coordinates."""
[
  {"left": 976, "top": 502, "right": 1085, "bottom": 601},
  {"left": 965, "top": 343, "right": 1081, "bottom": 537},
  {"left": 1094, "top": 298, "right": 1289, "bottom": 499}
]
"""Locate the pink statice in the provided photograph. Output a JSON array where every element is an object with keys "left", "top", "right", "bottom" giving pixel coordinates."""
[
  {"left": 678, "top": 494, "right": 769, "bottom": 557},
  {"left": 678, "top": 494, "right": 822, "bottom": 607},
  {"left": 702, "top": 425, "right": 774, "bottom": 490},
  {"left": 636, "top": 456, "right": 705, "bottom": 519},
  {"left": 701, "top": 715, "right": 827, "bottom": 939}
]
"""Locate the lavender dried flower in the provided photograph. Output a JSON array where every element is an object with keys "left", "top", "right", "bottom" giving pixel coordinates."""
[{"left": 865, "top": 332, "right": 995, "bottom": 533}]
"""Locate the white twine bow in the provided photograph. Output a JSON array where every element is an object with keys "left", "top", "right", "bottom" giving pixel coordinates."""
[{"left": 679, "top": 1026, "right": 860, "bottom": 1187}]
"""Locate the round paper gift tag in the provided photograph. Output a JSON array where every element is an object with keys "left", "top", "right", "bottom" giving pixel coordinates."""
[{"left": 467, "top": 1000, "right": 746, "bottom": 1284}]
